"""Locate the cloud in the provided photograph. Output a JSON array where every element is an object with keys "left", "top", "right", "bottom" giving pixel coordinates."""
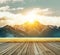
[
  {"left": 0, "top": 0, "right": 9, "bottom": 3},
  {"left": 0, "top": 12, "right": 15, "bottom": 27},
  {"left": 0, "top": 6, "right": 10, "bottom": 11},
  {"left": 0, "top": 8, "right": 60, "bottom": 27},
  {"left": 0, "top": 0, "right": 24, "bottom": 4},
  {"left": 0, "top": 11, "right": 24, "bottom": 27},
  {"left": 0, "top": 6, "right": 24, "bottom": 11},
  {"left": 31, "top": 8, "right": 53, "bottom": 16},
  {"left": 13, "top": 0, "right": 24, "bottom": 2},
  {"left": 37, "top": 16, "right": 60, "bottom": 27},
  {"left": 11, "top": 7, "right": 24, "bottom": 11}
]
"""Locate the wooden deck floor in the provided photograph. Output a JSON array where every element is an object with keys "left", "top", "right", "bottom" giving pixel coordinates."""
[{"left": 0, "top": 42, "right": 60, "bottom": 55}]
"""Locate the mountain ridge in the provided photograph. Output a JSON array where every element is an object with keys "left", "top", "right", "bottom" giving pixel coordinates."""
[{"left": 0, "top": 21, "right": 60, "bottom": 37}]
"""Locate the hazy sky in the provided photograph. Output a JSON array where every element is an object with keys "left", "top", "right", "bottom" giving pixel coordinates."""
[
  {"left": 0, "top": 0, "right": 60, "bottom": 15},
  {"left": 0, "top": 0, "right": 60, "bottom": 27}
]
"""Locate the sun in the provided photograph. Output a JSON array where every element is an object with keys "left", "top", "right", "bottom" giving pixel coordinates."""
[
  {"left": 12, "top": 10, "right": 42, "bottom": 25},
  {"left": 24, "top": 10, "right": 38, "bottom": 23}
]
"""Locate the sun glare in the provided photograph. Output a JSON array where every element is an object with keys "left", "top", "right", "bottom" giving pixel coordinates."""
[
  {"left": 24, "top": 10, "right": 38, "bottom": 23},
  {"left": 12, "top": 10, "right": 43, "bottom": 25}
]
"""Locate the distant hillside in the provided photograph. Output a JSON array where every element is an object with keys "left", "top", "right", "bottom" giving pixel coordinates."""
[
  {"left": 13, "top": 21, "right": 60, "bottom": 37},
  {"left": 0, "top": 25, "right": 26, "bottom": 37},
  {"left": 0, "top": 21, "right": 60, "bottom": 37}
]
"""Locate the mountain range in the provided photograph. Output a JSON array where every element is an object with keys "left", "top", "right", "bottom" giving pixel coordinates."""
[{"left": 0, "top": 21, "right": 60, "bottom": 37}]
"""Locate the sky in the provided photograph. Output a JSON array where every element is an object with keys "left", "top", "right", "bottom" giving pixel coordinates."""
[
  {"left": 0, "top": 0, "right": 60, "bottom": 15},
  {"left": 0, "top": 0, "right": 60, "bottom": 27}
]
